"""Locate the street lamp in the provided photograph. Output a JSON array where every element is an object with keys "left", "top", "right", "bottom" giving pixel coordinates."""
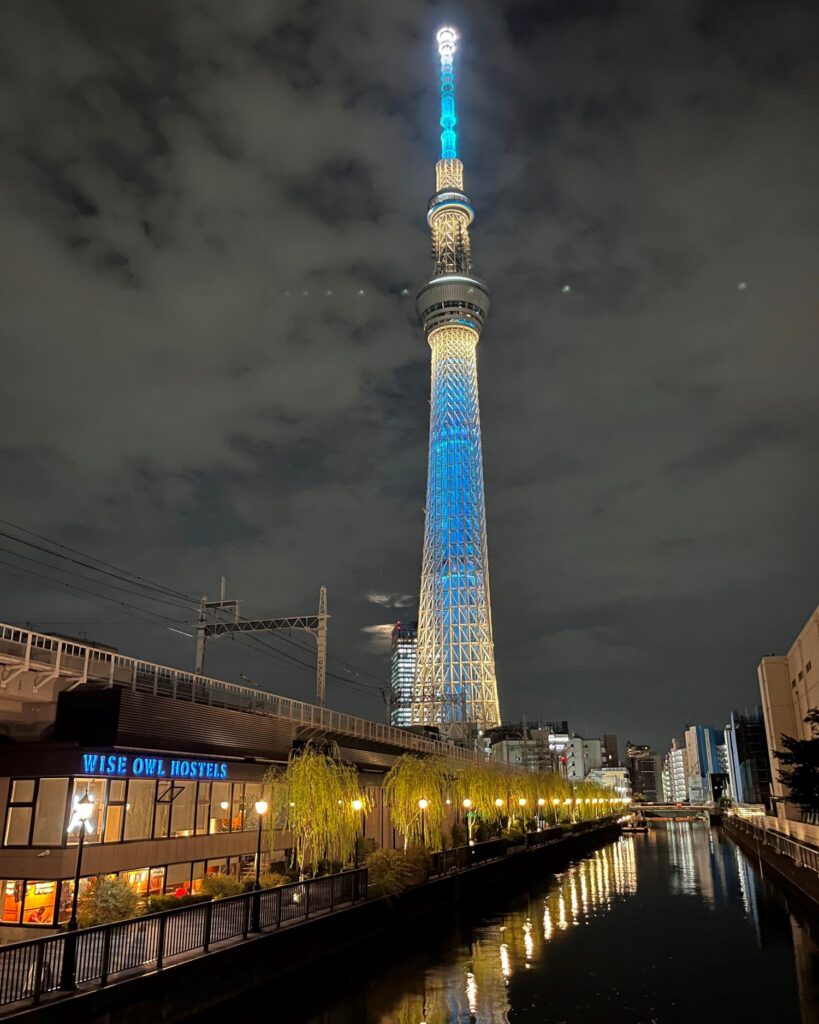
[
  {"left": 574, "top": 797, "right": 581, "bottom": 821},
  {"left": 462, "top": 798, "right": 474, "bottom": 845},
  {"left": 60, "top": 791, "right": 94, "bottom": 991},
  {"left": 552, "top": 797, "right": 561, "bottom": 824},
  {"left": 418, "top": 799, "right": 428, "bottom": 846},
  {"left": 254, "top": 800, "right": 268, "bottom": 889},
  {"left": 352, "top": 799, "right": 365, "bottom": 867},
  {"left": 494, "top": 797, "right": 504, "bottom": 831},
  {"left": 563, "top": 797, "right": 571, "bottom": 822},
  {"left": 518, "top": 798, "right": 527, "bottom": 828},
  {"left": 537, "top": 798, "right": 545, "bottom": 830}
]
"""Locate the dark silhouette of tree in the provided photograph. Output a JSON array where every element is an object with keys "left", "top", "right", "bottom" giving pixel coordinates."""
[{"left": 775, "top": 708, "right": 819, "bottom": 814}]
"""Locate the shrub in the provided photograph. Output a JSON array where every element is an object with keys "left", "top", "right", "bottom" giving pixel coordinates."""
[
  {"left": 365, "top": 848, "right": 414, "bottom": 898},
  {"left": 200, "top": 874, "right": 243, "bottom": 900},
  {"left": 242, "top": 872, "right": 290, "bottom": 892},
  {"left": 77, "top": 876, "right": 139, "bottom": 928},
  {"left": 404, "top": 844, "right": 432, "bottom": 885},
  {"left": 147, "top": 893, "right": 211, "bottom": 913}
]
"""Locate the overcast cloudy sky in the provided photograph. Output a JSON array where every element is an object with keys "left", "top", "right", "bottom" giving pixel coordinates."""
[{"left": 0, "top": 0, "right": 816, "bottom": 752}]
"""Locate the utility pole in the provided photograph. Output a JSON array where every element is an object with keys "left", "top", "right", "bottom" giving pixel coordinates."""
[{"left": 194, "top": 581, "right": 329, "bottom": 706}]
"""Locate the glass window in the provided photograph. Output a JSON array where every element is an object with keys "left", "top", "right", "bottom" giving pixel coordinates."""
[
  {"left": 231, "top": 783, "right": 245, "bottom": 832},
  {"left": 57, "top": 878, "right": 92, "bottom": 925},
  {"left": 196, "top": 783, "right": 211, "bottom": 835},
  {"left": 171, "top": 782, "right": 196, "bottom": 837},
  {"left": 123, "top": 781, "right": 155, "bottom": 841},
  {"left": 1, "top": 880, "right": 22, "bottom": 923},
  {"left": 67, "top": 779, "right": 106, "bottom": 844},
  {"left": 121, "top": 868, "right": 150, "bottom": 897},
  {"left": 22, "top": 881, "right": 56, "bottom": 925},
  {"left": 11, "top": 780, "right": 35, "bottom": 802},
  {"left": 165, "top": 863, "right": 192, "bottom": 895},
  {"left": 210, "top": 783, "right": 231, "bottom": 834},
  {"left": 153, "top": 784, "right": 171, "bottom": 839},
  {"left": 4, "top": 807, "right": 32, "bottom": 846},
  {"left": 108, "top": 780, "right": 126, "bottom": 802},
  {"left": 104, "top": 804, "right": 124, "bottom": 843},
  {"left": 205, "top": 858, "right": 227, "bottom": 877},
  {"left": 149, "top": 867, "right": 165, "bottom": 896},
  {"left": 244, "top": 783, "right": 262, "bottom": 831},
  {"left": 191, "top": 861, "right": 205, "bottom": 893},
  {"left": 32, "top": 779, "right": 69, "bottom": 846}
]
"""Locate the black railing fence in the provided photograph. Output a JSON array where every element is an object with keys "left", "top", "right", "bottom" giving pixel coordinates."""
[{"left": 0, "top": 868, "right": 367, "bottom": 1011}]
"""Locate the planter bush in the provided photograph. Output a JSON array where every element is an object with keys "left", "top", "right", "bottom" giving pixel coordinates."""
[
  {"left": 201, "top": 874, "right": 244, "bottom": 900},
  {"left": 366, "top": 848, "right": 414, "bottom": 898},
  {"left": 147, "top": 893, "right": 211, "bottom": 913},
  {"left": 77, "top": 876, "right": 139, "bottom": 928}
]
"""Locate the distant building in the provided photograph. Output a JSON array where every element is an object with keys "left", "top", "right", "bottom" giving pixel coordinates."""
[
  {"left": 724, "top": 708, "right": 772, "bottom": 809},
  {"left": 758, "top": 607, "right": 819, "bottom": 821},
  {"left": 625, "top": 742, "right": 661, "bottom": 802},
  {"left": 390, "top": 621, "right": 417, "bottom": 728},
  {"left": 684, "top": 725, "right": 726, "bottom": 803},
  {"left": 488, "top": 721, "right": 570, "bottom": 773},
  {"left": 663, "top": 738, "right": 689, "bottom": 803},
  {"left": 566, "top": 736, "right": 603, "bottom": 781},
  {"left": 586, "top": 767, "right": 632, "bottom": 801},
  {"left": 602, "top": 734, "right": 619, "bottom": 766}
]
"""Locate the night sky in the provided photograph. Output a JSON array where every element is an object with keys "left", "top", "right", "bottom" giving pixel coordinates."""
[{"left": 1, "top": 0, "right": 817, "bottom": 753}]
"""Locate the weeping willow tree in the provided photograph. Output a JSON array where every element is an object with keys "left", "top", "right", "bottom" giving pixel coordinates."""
[
  {"left": 264, "top": 744, "right": 370, "bottom": 876},
  {"left": 384, "top": 755, "right": 450, "bottom": 850}
]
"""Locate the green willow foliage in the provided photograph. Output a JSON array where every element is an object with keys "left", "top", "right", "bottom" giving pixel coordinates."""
[
  {"left": 384, "top": 755, "right": 450, "bottom": 850},
  {"left": 264, "top": 745, "right": 370, "bottom": 876}
]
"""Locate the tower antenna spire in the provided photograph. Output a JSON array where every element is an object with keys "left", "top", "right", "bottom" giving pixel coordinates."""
[{"left": 437, "top": 26, "right": 458, "bottom": 160}]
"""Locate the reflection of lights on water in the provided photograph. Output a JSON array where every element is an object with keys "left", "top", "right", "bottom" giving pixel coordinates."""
[
  {"left": 499, "top": 943, "right": 511, "bottom": 979},
  {"left": 569, "top": 873, "right": 579, "bottom": 922},
  {"left": 523, "top": 918, "right": 534, "bottom": 960},
  {"left": 558, "top": 894, "right": 568, "bottom": 930},
  {"left": 543, "top": 906, "right": 553, "bottom": 941},
  {"left": 465, "top": 970, "right": 478, "bottom": 1013},
  {"left": 579, "top": 867, "right": 589, "bottom": 914}
]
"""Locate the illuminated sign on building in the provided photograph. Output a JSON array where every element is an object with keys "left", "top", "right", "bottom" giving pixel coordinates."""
[{"left": 81, "top": 753, "right": 229, "bottom": 779}]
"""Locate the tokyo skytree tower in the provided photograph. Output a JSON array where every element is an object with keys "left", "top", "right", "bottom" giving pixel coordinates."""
[{"left": 412, "top": 27, "right": 501, "bottom": 734}]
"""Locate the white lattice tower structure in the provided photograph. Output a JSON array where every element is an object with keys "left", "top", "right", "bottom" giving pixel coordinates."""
[{"left": 412, "top": 28, "right": 501, "bottom": 734}]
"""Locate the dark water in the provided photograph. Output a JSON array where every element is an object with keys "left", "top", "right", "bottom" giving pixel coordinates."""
[{"left": 217, "top": 824, "right": 819, "bottom": 1023}]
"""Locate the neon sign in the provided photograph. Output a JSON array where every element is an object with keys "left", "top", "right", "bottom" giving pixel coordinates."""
[{"left": 81, "top": 753, "right": 229, "bottom": 779}]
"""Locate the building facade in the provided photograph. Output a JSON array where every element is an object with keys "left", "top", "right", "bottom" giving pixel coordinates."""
[
  {"left": 684, "top": 725, "right": 725, "bottom": 804},
  {"left": 390, "top": 621, "right": 417, "bottom": 728},
  {"left": 625, "top": 743, "right": 661, "bottom": 802},
  {"left": 412, "top": 28, "right": 501, "bottom": 736},
  {"left": 602, "top": 734, "right": 619, "bottom": 767},
  {"left": 488, "top": 721, "right": 569, "bottom": 773},
  {"left": 724, "top": 708, "right": 772, "bottom": 809},
  {"left": 758, "top": 607, "right": 819, "bottom": 821},
  {"left": 585, "top": 767, "right": 632, "bottom": 801},
  {"left": 663, "top": 739, "right": 689, "bottom": 803},
  {"left": 565, "top": 736, "right": 603, "bottom": 782}
]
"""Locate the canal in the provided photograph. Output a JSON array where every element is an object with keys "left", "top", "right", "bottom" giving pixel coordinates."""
[{"left": 205, "top": 823, "right": 819, "bottom": 1023}]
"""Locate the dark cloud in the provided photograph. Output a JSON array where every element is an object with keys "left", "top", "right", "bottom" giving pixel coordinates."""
[{"left": 0, "top": 0, "right": 816, "bottom": 748}]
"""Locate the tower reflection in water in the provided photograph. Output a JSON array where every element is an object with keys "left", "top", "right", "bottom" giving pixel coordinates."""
[{"left": 382, "top": 838, "right": 638, "bottom": 1024}]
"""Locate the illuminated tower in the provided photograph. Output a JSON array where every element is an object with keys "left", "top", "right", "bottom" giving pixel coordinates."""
[{"left": 412, "top": 27, "right": 501, "bottom": 734}]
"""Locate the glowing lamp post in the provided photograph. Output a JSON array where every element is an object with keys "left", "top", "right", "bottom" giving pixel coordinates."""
[
  {"left": 518, "top": 798, "right": 527, "bottom": 828},
  {"left": 463, "top": 798, "right": 474, "bottom": 845},
  {"left": 574, "top": 797, "right": 582, "bottom": 822},
  {"left": 352, "top": 799, "right": 365, "bottom": 867},
  {"left": 563, "top": 797, "right": 571, "bottom": 822},
  {"left": 250, "top": 799, "right": 269, "bottom": 932},
  {"left": 552, "top": 797, "right": 561, "bottom": 824},
  {"left": 537, "top": 798, "right": 545, "bottom": 830},
  {"left": 418, "top": 799, "right": 429, "bottom": 846},
  {"left": 60, "top": 791, "right": 94, "bottom": 990}
]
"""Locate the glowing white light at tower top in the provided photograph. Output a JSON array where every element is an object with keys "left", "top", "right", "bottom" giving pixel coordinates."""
[{"left": 436, "top": 26, "right": 458, "bottom": 160}]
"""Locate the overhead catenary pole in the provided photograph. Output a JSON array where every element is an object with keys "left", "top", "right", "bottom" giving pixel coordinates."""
[{"left": 194, "top": 581, "right": 328, "bottom": 706}]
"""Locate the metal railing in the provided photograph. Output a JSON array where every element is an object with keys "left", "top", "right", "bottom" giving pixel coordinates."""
[
  {"left": 0, "top": 868, "right": 367, "bottom": 1012},
  {"left": 726, "top": 814, "right": 819, "bottom": 874},
  {"left": 0, "top": 624, "right": 481, "bottom": 763}
]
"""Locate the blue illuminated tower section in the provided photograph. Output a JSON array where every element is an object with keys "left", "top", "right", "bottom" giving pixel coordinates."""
[{"left": 412, "top": 27, "right": 501, "bottom": 734}]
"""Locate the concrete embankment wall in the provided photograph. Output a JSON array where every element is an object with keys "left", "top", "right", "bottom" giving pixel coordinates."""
[
  {"left": 724, "top": 818, "right": 819, "bottom": 912},
  {"left": 19, "top": 823, "right": 619, "bottom": 1024}
]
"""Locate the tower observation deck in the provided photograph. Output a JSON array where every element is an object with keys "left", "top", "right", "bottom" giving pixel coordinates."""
[{"left": 412, "top": 27, "right": 501, "bottom": 736}]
